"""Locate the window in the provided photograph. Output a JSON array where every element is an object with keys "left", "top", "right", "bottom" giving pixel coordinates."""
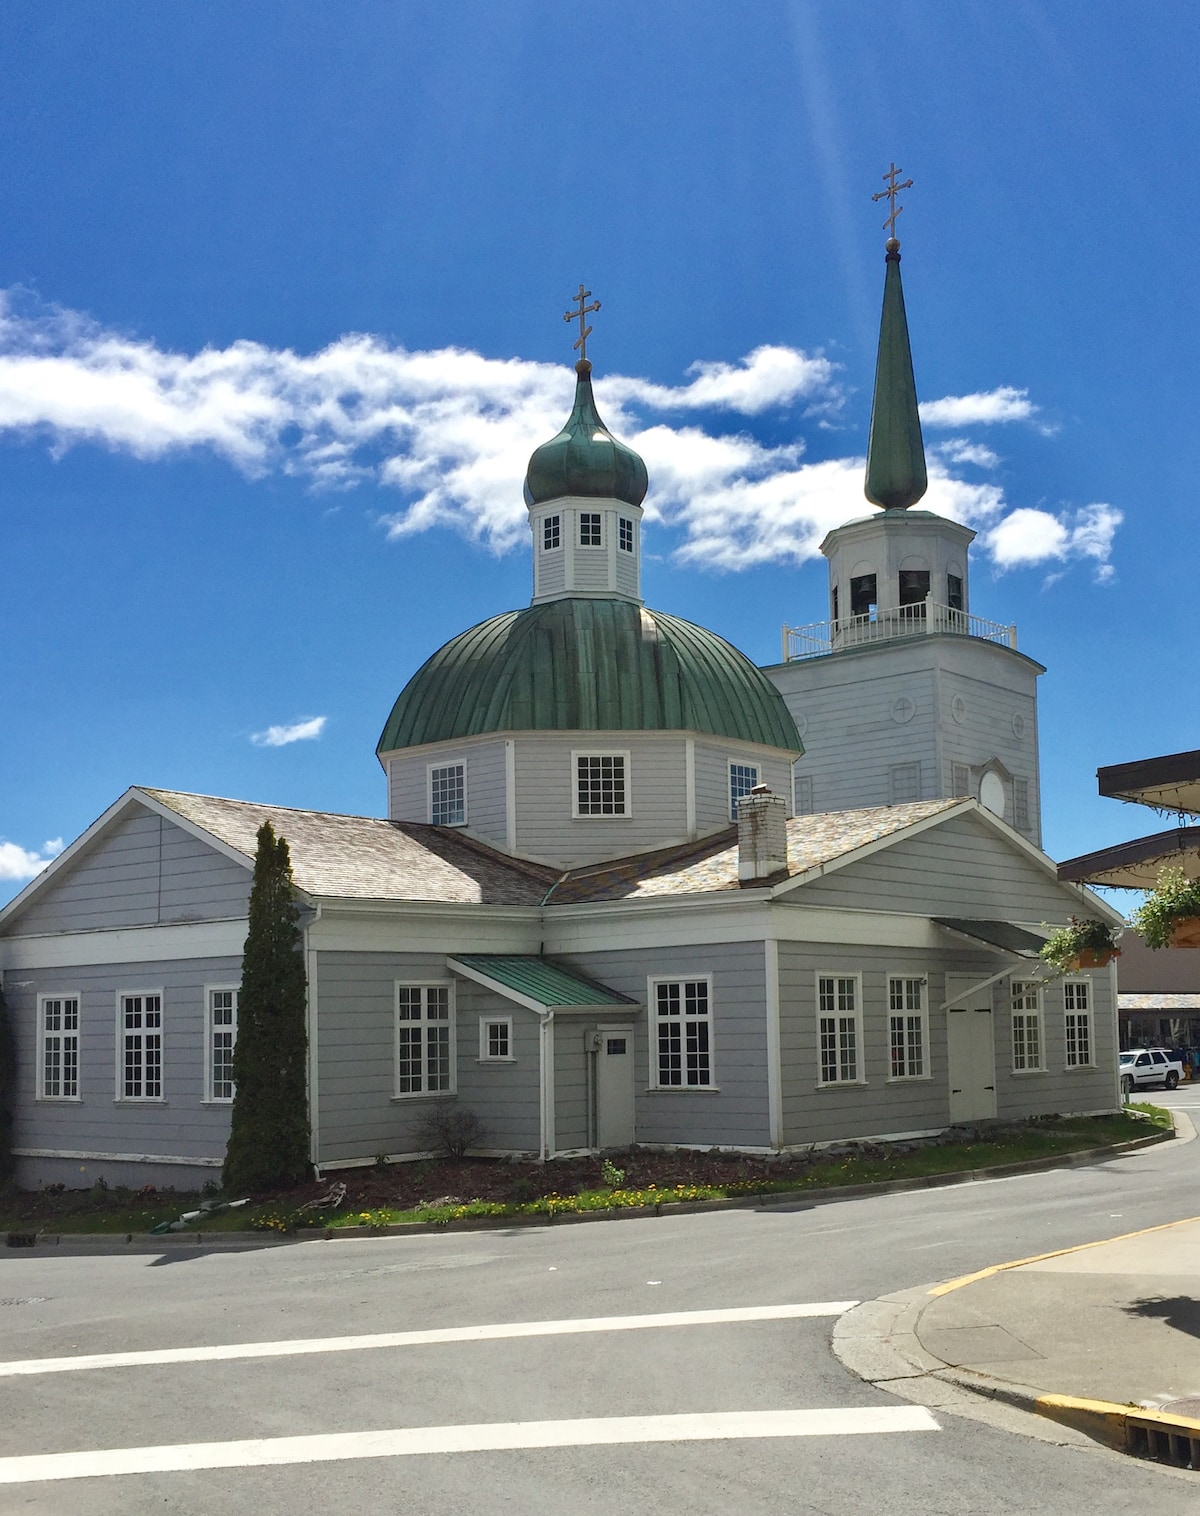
[
  {"left": 207, "top": 988, "right": 238, "bottom": 1101},
  {"left": 898, "top": 569, "right": 930, "bottom": 617},
  {"left": 652, "top": 978, "right": 713, "bottom": 1088},
  {"left": 888, "top": 977, "right": 926, "bottom": 1078},
  {"left": 618, "top": 516, "right": 634, "bottom": 552},
  {"left": 579, "top": 512, "right": 602, "bottom": 547},
  {"left": 831, "top": 585, "right": 839, "bottom": 623},
  {"left": 1011, "top": 980, "right": 1043, "bottom": 1071},
  {"left": 395, "top": 985, "right": 453, "bottom": 1096},
  {"left": 543, "top": 515, "right": 561, "bottom": 551},
  {"left": 574, "top": 752, "right": 628, "bottom": 817},
  {"left": 849, "top": 574, "right": 877, "bottom": 618},
  {"left": 39, "top": 996, "right": 79, "bottom": 1100},
  {"left": 947, "top": 574, "right": 964, "bottom": 612},
  {"left": 951, "top": 763, "right": 971, "bottom": 798},
  {"left": 479, "top": 1017, "right": 512, "bottom": 1061},
  {"left": 793, "top": 773, "right": 814, "bottom": 816},
  {"left": 429, "top": 763, "right": 466, "bottom": 826},
  {"left": 818, "top": 975, "right": 862, "bottom": 1084},
  {"left": 889, "top": 762, "right": 921, "bottom": 804},
  {"left": 1013, "top": 777, "right": 1030, "bottom": 833},
  {"left": 1064, "top": 980, "right": 1093, "bottom": 1067},
  {"left": 729, "top": 761, "right": 759, "bottom": 821},
  {"left": 120, "top": 993, "right": 163, "bottom": 1100}
]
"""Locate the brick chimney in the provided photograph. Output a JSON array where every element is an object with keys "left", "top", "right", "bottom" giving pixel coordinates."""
[{"left": 737, "top": 784, "right": 789, "bottom": 883}]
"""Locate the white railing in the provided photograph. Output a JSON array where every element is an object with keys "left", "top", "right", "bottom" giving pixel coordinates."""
[{"left": 781, "top": 598, "right": 1017, "bottom": 662}]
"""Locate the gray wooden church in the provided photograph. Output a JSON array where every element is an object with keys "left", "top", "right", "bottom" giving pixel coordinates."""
[{"left": 0, "top": 233, "right": 1121, "bottom": 1189}]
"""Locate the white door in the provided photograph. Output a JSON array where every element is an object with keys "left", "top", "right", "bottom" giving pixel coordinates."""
[
  {"left": 945, "top": 976, "right": 997, "bottom": 1122},
  {"left": 595, "top": 1025, "right": 635, "bottom": 1148}
]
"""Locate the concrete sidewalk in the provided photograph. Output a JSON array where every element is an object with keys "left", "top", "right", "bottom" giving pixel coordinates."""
[{"left": 834, "top": 1113, "right": 1200, "bottom": 1463}]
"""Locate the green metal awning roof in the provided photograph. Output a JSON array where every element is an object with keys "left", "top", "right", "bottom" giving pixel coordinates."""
[
  {"left": 448, "top": 954, "right": 639, "bottom": 1013},
  {"left": 933, "top": 918, "right": 1049, "bottom": 956}
]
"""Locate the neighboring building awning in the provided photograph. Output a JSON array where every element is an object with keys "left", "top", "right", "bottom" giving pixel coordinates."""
[
  {"left": 1119, "top": 994, "right": 1200, "bottom": 1011},
  {"left": 933, "top": 918, "right": 1049, "bottom": 956},
  {"left": 1098, "top": 749, "right": 1200, "bottom": 817},
  {"left": 447, "top": 955, "right": 640, "bottom": 1016},
  {"left": 1057, "top": 828, "right": 1200, "bottom": 889}
]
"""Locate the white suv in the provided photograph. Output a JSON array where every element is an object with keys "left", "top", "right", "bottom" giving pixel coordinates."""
[{"left": 1119, "top": 1048, "right": 1184, "bottom": 1096}]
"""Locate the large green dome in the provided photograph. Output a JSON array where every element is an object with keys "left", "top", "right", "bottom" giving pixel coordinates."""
[
  {"left": 377, "top": 597, "right": 803, "bottom": 753},
  {"left": 524, "top": 362, "right": 648, "bottom": 508}
]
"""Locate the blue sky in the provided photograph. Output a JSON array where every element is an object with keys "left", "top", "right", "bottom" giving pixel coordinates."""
[{"left": 1, "top": 2, "right": 1194, "bottom": 903}]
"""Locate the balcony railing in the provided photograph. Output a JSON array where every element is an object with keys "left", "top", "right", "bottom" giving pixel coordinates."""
[{"left": 781, "top": 598, "right": 1018, "bottom": 662}]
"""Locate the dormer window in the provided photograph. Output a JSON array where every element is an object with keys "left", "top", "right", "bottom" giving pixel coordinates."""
[
  {"left": 580, "top": 513, "right": 602, "bottom": 547},
  {"left": 543, "top": 516, "right": 561, "bottom": 551},
  {"left": 619, "top": 517, "right": 634, "bottom": 552}
]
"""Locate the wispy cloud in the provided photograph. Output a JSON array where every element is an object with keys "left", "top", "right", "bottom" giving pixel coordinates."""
[
  {"left": 0, "top": 291, "right": 1117, "bottom": 579},
  {"left": 251, "top": 716, "right": 327, "bottom": 748},
  {"left": 0, "top": 836, "right": 64, "bottom": 882}
]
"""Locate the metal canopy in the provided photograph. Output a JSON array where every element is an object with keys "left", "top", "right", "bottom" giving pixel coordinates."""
[
  {"left": 1057, "top": 827, "right": 1200, "bottom": 889},
  {"left": 1097, "top": 748, "right": 1200, "bottom": 817},
  {"left": 933, "top": 918, "right": 1049, "bottom": 956},
  {"left": 447, "top": 954, "right": 638, "bottom": 1013}
]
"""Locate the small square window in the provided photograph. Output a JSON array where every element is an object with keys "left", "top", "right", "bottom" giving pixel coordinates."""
[
  {"left": 543, "top": 515, "right": 561, "bottom": 551},
  {"left": 480, "top": 1018, "right": 512, "bottom": 1061},
  {"left": 575, "top": 753, "right": 627, "bottom": 816},
  {"left": 579, "top": 513, "right": 602, "bottom": 547},
  {"left": 430, "top": 763, "right": 466, "bottom": 826},
  {"left": 619, "top": 517, "right": 634, "bottom": 552}
]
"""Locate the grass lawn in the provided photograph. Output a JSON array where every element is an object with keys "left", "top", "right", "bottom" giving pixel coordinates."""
[{"left": 1, "top": 1106, "right": 1169, "bottom": 1237}]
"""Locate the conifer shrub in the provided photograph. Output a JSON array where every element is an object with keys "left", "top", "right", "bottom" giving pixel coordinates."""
[{"left": 223, "top": 822, "right": 311, "bottom": 1193}]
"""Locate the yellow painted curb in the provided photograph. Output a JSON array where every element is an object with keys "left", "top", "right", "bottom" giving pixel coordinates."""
[{"left": 1036, "top": 1394, "right": 1200, "bottom": 1464}]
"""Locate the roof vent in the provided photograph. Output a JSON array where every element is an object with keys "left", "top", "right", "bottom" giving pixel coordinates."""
[{"left": 737, "top": 784, "right": 788, "bottom": 883}]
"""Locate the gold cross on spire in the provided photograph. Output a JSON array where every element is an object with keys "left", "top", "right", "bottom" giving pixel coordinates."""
[
  {"left": 872, "top": 162, "right": 913, "bottom": 244},
  {"left": 564, "top": 283, "right": 601, "bottom": 366}
]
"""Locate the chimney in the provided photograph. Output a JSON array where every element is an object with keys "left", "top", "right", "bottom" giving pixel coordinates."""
[{"left": 737, "top": 785, "right": 789, "bottom": 883}]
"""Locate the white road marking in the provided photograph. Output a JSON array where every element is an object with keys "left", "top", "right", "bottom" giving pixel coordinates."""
[
  {"left": 0, "top": 1407, "right": 939, "bottom": 1484},
  {"left": 0, "top": 1301, "right": 857, "bottom": 1379}
]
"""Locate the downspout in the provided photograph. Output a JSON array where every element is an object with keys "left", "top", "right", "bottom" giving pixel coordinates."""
[
  {"left": 304, "top": 902, "right": 322, "bottom": 1174},
  {"left": 538, "top": 1010, "right": 556, "bottom": 1162}
]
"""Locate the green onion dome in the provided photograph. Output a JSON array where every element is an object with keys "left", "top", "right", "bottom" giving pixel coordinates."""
[
  {"left": 524, "top": 360, "right": 648, "bottom": 508},
  {"left": 378, "top": 597, "right": 802, "bottom": 754}
]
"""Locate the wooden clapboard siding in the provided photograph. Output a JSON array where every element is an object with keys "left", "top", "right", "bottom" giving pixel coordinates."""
[{"left": 386, "top": 740, "right": 509, "bottom": 851}]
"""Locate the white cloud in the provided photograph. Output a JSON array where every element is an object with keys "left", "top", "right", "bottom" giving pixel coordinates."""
[
  {"left": 251, "top": 716, "right": 327, "bottom": 748},
  {"left": 921, "top": 386, "right": 1037, "bottom": 428},
  {"left": 0, "top": 291, "right": 1118, "bottom": 579},
  {"left": 0, "top": 836, "right": 64, "bottom": 882}
]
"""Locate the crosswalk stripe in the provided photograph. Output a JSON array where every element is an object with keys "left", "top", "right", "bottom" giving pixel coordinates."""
[
  {"left": 0, "top": 1301, "right": 858, "bottom": 1379},
  {"left": 0, "top": 1407, "right": 939, "bottom": 1484}
]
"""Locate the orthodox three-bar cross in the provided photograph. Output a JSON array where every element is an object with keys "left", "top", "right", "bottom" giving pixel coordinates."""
[
  {"left": 564, "top": 284, "right": 601, "bottom": 363},
  {"left": 872, "top": 163, "right": 913, "bottom": 239}
]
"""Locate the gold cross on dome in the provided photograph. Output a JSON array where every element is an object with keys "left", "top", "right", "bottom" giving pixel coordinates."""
[
  {"left": 872, "top": 162, "right": 913, "bottom": 240},
  {"left": 564, "top": 284, "right": 601, "bottom": 363}
]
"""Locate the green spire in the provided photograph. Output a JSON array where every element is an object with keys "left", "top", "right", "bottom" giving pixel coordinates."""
[{"left": 864, "top": 242, "right": 928, "bottom": 511}]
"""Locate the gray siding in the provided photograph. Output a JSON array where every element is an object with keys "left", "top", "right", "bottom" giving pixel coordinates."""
[
  {"left": 11, "top": 804, "right": 250, "bottom": 936},
  {"left": 387, "top": 741, "right": 509, "bottom": 851},
  {"left": 692, "top": 742, "right": 795, "bottom": 830},
  {"left": 553, "top": 1020, "right": 590, "bottom": 1152},
  {"left": 789, "top": 810, "right": 1076, "bottom": 922},
  {"left": 567, "top": 943, "right": 770, "bottom": 1148},
  {"left": 7, "top": 953, "right": 243, "bottom": 1178},
  {"left": 992, "top": 968, "right": 1118, "bottom": 1118},
  {"left": 939, "top": 667, "right": 1040, "bottom": 844}
]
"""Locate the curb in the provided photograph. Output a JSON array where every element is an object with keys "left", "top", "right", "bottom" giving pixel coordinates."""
[
  {"left": 1034, "top": 1395, "right": 1200, "bottom": 1467},
  {"left": 4, "top": 1124, "right": 1173, "bottom": 1249}
]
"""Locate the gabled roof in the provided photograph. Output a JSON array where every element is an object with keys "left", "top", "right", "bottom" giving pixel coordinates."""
[{"left": 448, "top": 954, "right": 638, "bottom": 1012}]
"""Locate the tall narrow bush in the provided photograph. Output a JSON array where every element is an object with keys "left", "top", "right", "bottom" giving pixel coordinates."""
[
  {"left": 0, "top": 986, "right": 16, "bottom": 1189},
  {"left": 223, "top": 822, "right": 311, "bottom": 1192}
]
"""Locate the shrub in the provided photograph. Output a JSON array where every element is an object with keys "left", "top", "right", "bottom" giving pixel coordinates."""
[
  {"left": 1039, "top": 916, "right": 1121, "bottom": 971},
  {"left": 414, "top": 1102, "right": 487, "bottom": 1162},
  {"left": 1130, "top": 867, "right": 1200, "bottom": 950}
]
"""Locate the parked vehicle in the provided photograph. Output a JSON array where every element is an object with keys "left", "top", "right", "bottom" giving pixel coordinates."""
[{"left": 1119, "top": 1048, "right": 1184, "bottom": 1096}]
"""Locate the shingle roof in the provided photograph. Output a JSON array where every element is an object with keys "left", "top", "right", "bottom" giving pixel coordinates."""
[
  {"left": 546, "top": 799, "right": 961, "bottom": 902},
  {"left": 142, "top": 789, "right": 557, "bottom": 906}
]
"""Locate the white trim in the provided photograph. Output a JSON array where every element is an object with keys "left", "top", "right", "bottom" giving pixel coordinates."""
[
  {"left": 203, "top": 983, "right": 239, "bottom": 1104},
  {"left": 685, "top": 738, "right": 696, "bottom": 837},
  {"left": 36, "top": 992, "right": 81, "bottom": 1102},
  {"left": 764, "top": 940, "right": 782, "bottom": 1148},
  {"left": 479, "top": 1015, "right": 514, "bottom": 1062},
  {"left": 539, "top": 1013, "right": 555, "bottom": 1160},
  {"left": 426, "top": 760, "right": 468, "bottom": 828},
  {"left": 13, "top": 1148, "right": 221, "bottom": 1168},
  {"left": 815, "top": 971, "right": 865, "bottom": 1087},
  {"left": 884, "top": 971, "right": 930, "bottom": 1081},
  {"left": 393, "top": 981, "right": 456, "bottom": 1099},
  {"left": 571, "top": 749, "right": 632, "bottom": 820},
  {"left": 504, "top": 739, "right": 517, "bottom": 854},
  {"left": 1, "top": 918, "right": 248, "bottom": 971},
  {"left": 114, "top": 989, "right": 165, "bottom": 1103},
  {"left": 647, "top": 974, "right": 715, "bottom": 1092}
]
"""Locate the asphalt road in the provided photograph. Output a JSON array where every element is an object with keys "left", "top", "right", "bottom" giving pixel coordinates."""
[{"left": 3, "top": 1096, "right": 1199, "bottom": 1515}]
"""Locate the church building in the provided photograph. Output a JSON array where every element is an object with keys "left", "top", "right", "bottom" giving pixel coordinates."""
[{"left": 0, "top": 224, "right": 1122, "bottom": 1189}]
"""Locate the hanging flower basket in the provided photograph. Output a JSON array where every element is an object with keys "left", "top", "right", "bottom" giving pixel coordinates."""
[
  {"left": 1066, "top": 946, "right": 1121, "bottom": 970},
  {"left": 1039, "top": 917, "right": 1122, "bottom": 974},
  {"left": 1131, "top": 868, "right": 1200, "bottom": 951},
  {"left": 1169, "top": 917, "right": 1200, "bottom": 949}
]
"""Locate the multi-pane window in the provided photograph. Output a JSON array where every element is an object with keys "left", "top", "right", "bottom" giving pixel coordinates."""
[
  {"left": 1064, "top": 980, "right": 1092, "bottom": 1067},
  {"left": 575, "top": 753, "right": 627, "bottom": 816},
  {"left": 889, "top": 762, "right": 921, "bottom": 804},
  {"left": 951, "top": 763, "right": 972, "bottom": 798},
  {"left": 579, "top": 513, "right": 602, "bottom": 547},
  {"left": 1013, "top": 778, "right": 1031, "bottom": 833},
  {"left": 480, "top": 1017, "right": 512, "bottom": 1061},
  {"left": 653, "top": 979, "right": 712, "bottom": 1088},
  {"left": 430, "top": 763, "right": 466, "bottom": 826},
  {"left": 122, "top": 993, "right": 162, "bottom": 1100},
  {"left": 395, "top": 985, "right": 453, "bottom": 1096},
  {"left": 40, "top": 996, "right": 79, "bottom": 1099},
  {"left": 729, "top": 762, "right": 759, "bottom": 821},
  {"left": 1011, "top": 980, "right": 1043, "bottom": 1071},
  {"left": 208, "top": 989, "right": 238, "bottom": 1101},
  {"left": 888, "top": 977, "right": 926, "bottom": 1078},
  {"left": 543, "top": 515, "right": 561, "bottom": 551},
  {"left": 793, "top": 773, "right": 814, "bottom": 816},
  {"left": 818, "top": 976, "right": 861, "bottom": 1084},
  {"left": 619, "top": 516, "right": 634, "bottom": 552},
  {"left": 947, "top": 573, "right": 964, "bottom": 612}
]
